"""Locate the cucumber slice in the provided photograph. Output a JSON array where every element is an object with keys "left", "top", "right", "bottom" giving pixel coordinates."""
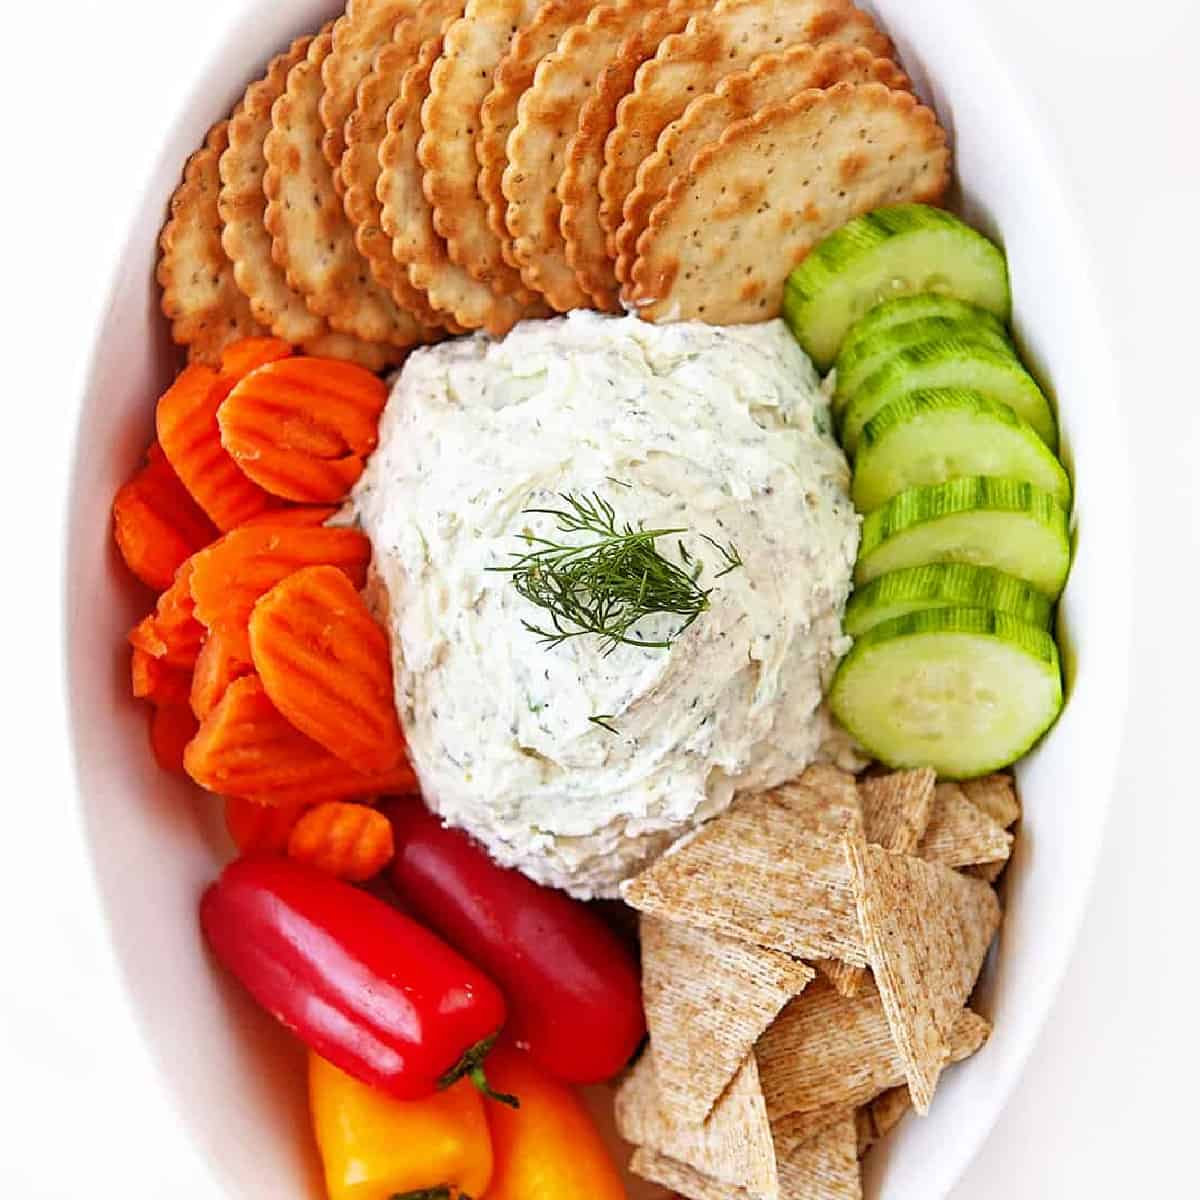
[
  {"left": 830, "top": 607, "right": 1063, "bottom": 778},
  {"left": 843, "top": 563, "right": 1053, "bottom": 636},
  {"left": 840, "top": 338, "right": 1057, "bottom": 456},
  {"left": 852, "top": 388, "right": 1071, "bottom": 511},
  {"left": 838, "top": 295, "right": 1011, "bottom": 367},
  {"left": 833, "top": 319, "right": 1013, "bottom": 411},
  {"left": 783, "top": 205, "right": 1011, "bottom": 369},
  {"left": 856, "top": 477, "right": 1071, "bottom": 599}
]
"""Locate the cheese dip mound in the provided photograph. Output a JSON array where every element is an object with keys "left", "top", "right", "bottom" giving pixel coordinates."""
[{"left": 352, "top": 312, "right": 859, "bottom": 898}]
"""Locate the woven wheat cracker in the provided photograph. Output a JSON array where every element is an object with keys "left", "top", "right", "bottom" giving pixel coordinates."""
[
  {"left": 340, "top": 2, "right": 467, "bottom": 330},
  {"left": 642, "top": 916, "right": 814, "bottom": 1127},
  {"left": 919, "top": 782, "right": 1013, "bottom": 869},
  {"left": 963, "top": 773, "right": 1021, "bottom": 828},
  {"left": 602, "top": 0, "right": 893, "bottom": 283},
  {"left": 631, "top": 83, "right": 948, "bottom": 323},
  {"left": 617, "top": 44, "right": 909, "bottom": 288},
  {"left": 776, "top": 1114, "right": 861, "bottom": 1200},
  {"left": 478, "top": 0, "right": 596, "bottom": 272},
  {"left": 418, "top": 0, "right": 542, "bottom": 299},
  {"left": 320, "top": 0, "right": 414, "bottom": 182},
  {"left": 844, "top": 837, "right": 1000, "bottom": 1113},
  {"left": 379, "top": 37, "right": 537, "bottom": 334},
  {"left": 219, "top": 32, "right": 401, "bottom": 368},
  {"left": 862, "top": 767, "right": 937, "bottom": 854},
  {"left": 558, "top": 0, "right": 702, "bottom": 309},
  {"left": 855, "top": 1086, "right": 911, "bottom": 1157},
  {"left": 158, "top": 118, "right": 268, "bottom": 364},
  {"left": 263, "top": 31, "right": 430, "bottom": 347}
]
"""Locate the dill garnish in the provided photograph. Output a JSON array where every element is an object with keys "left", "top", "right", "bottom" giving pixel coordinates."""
[
  {"left": 489, "top": 491, "right": 742, "bottom": 654},
  {"left": 589, "top": 714, "right": 620, "bottom": 734}
]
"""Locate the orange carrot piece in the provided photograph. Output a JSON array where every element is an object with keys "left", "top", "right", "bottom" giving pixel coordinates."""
[
  {"left": 156, "top": 363, "right": 280, "bottom": 531},
  {"left": 131, "top": 648, "right": 193, "bottom": 707},
  {"left": 150, "top": 704, "right": 200, "bottom": 774},
  {"left": 237, "top": 505, "right": 338, "bottom": 529},
  {"left": 189, "top": 525, "right": 371, "bottom": 662},
  {"left": 217, "top": 357, "right": 388, "bottom": 503},
  {"left": 184, "top": 675, "right": 417, "bottom": 804},
  {"left": 128, "top": 560, "right": 205, "bottom": 669},
  {"left": 287, "top": 801, "right": 395, "bottom": 881},
  {"left": 223, "top": 795, "right": 308, "bottom": 855},
  {"left": 248, "top": 565, "right": 404, "bottom": 774},
  {"left": 113, "top": 443, "right": 218, "bottom": 590},
  {"left": 219, "top": 336, "right": 293, "bottom": 381},
  {"left": 190, "top": 630, "right": 252, "bottom": 720}
]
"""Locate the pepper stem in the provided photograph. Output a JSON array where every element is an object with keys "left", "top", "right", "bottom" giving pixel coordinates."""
[
  {"left": 390, "top": 1189, "right": 471, "bottom": 1200},
  {"left": 437, "top": 1034, "right": 520, "bottom": 1109}
]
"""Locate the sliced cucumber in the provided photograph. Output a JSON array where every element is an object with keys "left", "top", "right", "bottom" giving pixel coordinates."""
[
  {"left": 843, "top": 563, "right": 1053, "bottom": 636},
  {"left": 852, "top": 389, "right": 1071, "bottom": 511},
  {"left": 856, "top": 477, "right": 1071, "bottom": 599},
  {"left": 783, "top": 205, "right": 1011, "bottom": 370},
  {"left": 840, "top": 338, "right": 1057, "bottom": 456},
  {"left": 830, "top": 607, "right": 1063, "bottom": 779},
  {"left": 837, "top": 294, "right": 1011, "bottom": 368},
  {"left": 835, "top": 319, "right": 1013, "bottom": 411}
]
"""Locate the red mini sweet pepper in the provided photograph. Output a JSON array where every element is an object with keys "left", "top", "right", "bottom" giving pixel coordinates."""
[
  {"left": 386, "top": 800, "right": 646, "bottom": 1084},
  {"left": 200, "top": 856, "right": 513, "bottom": 1104}
]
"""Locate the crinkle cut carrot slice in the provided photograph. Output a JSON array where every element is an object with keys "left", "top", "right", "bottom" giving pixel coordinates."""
[
  {"left": 217, "top": 357, "right": 388, "bottom": 503},
  {"left": 219, "top": 336, "right": 293, "bottom": 381},
  {"left": 183, "top": 675, "right": 417, "bottom": 804},
  {"left": 249, "top": 564, "right": 404, "bottom": 774},
  {"left": 113, "top": 442, "right": 218, "bottom": 590},
  {"left": 131, "top": 648, "right": 193, "bottom": 707},
  {"left": 189, "top": 525, "right": 371, "bottom": 662},
  {"left": 156, "top": 363, "right": 281, "bottom": 530},
  {"left": 223, "top": 795, "right": 309, "bottom": 855},
  {"left": 287, "top": 801, "right": 395, "bottom": 881},
  {"left": 128, "top": 560, "right": 206, "bottom": 669},
  {"left": 190, "top": 630, "right": 253, "bottom": 720},
  {"left": 150, "top": 704, "right": 200, "bottom": 774},
  {"left": 237, "top": 505, "right": 338, "bottom": 529}
]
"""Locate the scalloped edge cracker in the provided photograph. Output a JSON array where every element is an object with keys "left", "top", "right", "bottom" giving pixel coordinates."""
[
  {"left": 559, "top": 0, "right": 703, "bottom": 309},
  {"left": 617, "top": 1052, "right": 779, "bottom": 1199},
  {"left": 158, "top": 118, "right": 268, "bottom": 364},
  {"left": 642, "top": 916, "right": 814, "bottom": 1127},
  {"left": 263, "top": 30, "right": 430, "bottom": 347},
  {"left": 919, "top": 782, "right": 1013, "bottom": 870},
  {"left": 631, "top": 83, "right": 949, "bottom": 324},
  {"left": 621, "top": 765, "right": 867, "bottom": 965},
  {"left": 844, "top": 837, "right": 1000, "bottom": 1113},
  {"left": 617, "top": 43, "right": 909, "bottom": 289}
]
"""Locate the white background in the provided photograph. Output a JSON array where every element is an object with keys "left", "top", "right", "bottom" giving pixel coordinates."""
[{"left": 0, "top": 0, "right": 1195, "bottom": 1194}]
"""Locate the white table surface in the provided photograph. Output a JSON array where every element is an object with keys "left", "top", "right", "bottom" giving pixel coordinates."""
[{"left": 1, "top": 0, "right": 1194, "bottom": 1194}]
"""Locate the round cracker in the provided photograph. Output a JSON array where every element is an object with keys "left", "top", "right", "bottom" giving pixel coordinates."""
[
  {"left": 602, "top": 0, "right": 894, "bottom": 285},
  {"left": 418, "top": 0, "right": 542, "bottom": 300},
  {"left": 320, "top": 0, "right": 414, "bottom": 185},
  {"left": 219, "top": 31, "right": 402, "bottom": 368},
  {"left": 341, "top": 2, "right": 468, "bottom": 332},
  {"left": 158, "top": 117, "right": 268, "bottom": 365},
  {"left": 618, "top": 44, "right": 909, "bottom": 297},
  {"left": 558, "top": 0, "right": 704, "bottom": 310},
  {"left": 629, "top": 82, "right": 950, "bottom": 324},
  {"left": 379, "top": 36, "right": 540, "bottom": 334},
  {"left": 263, "top": 31, "right": 432, "bottom": 347},
  {"left": 477, "top": 0, "right": 598, "bottom": 273}
]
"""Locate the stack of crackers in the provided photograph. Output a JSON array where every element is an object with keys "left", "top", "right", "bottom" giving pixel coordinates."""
[
  {"left": 158, "top": 0, "right": 949, "bottom": 365},
  {"left": 616, "top": 764, "right": 1020, "bottom": 1199}
]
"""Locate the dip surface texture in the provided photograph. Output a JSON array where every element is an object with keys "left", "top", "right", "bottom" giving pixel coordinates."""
[{"left": 352, "top": 312, "right": 859, "bottom": 897}]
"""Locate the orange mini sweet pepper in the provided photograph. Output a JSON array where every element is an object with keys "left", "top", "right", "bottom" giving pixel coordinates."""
[
  {"left": 309, "top": 1053, "right": 493, "bottom": 1200},
  {"left": 482, "top": 1046, "right": 627, "bottom": 1200}
]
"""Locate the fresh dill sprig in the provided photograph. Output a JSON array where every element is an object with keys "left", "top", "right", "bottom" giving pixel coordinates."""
[{"left": 488, "top": 490, "right": 742, "bottom": 655}]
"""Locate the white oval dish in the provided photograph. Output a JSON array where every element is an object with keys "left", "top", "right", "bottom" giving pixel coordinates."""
[{"left": 63, "top": 1, "right": 1132, "bottom": 1197}]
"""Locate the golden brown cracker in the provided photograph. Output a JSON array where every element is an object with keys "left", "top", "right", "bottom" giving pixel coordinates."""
[
  {"left": 616, "top": 44, "right": 908, "bottom": 289},
  {"left": 844, "top": 838, "right": 1000, "bottom": 1114},
  {"left": 603, "top": 0, "right": 893, "bottom": 283},
  {"left": 558, "top": 0, "right": 702, "bottom": 309},
  {"left": 631, "top": 83, "right": 949, "bottom": 323},
  {"left": 478, "top": 0, "right": 598, "bottom": 271},
  {"left": 618, "top": 1052, "right": 779, "bottom": 1199},
  {"left": 263, "top": 31, "right": 430, "bottom": 347},
  {"left": 379, "top": 36, "right": 539, "bottom": 333},
  {"left": 642, "top": 916, "right": 814, "bottom": 1127},
  {"left": 862, "top": 767, "right": 937, "bottom": 855},
  {"left": 855, "top": 1086, "right": 910, "bottom": 1158},
  {"left": 418, "top": 0, "right": 542, "bottom": 299},
  {"left": 158, "top": 118, "right": 268, "bottom": 364},
  {"left": 920, "top": 782, "right": 1014, "bottom": 870},
  {"left": 631, "top": 1147, "right": 751, "bottom": 1199},
  {"left": 776, "top": 1114, "right": 861, "bottom": 1200},
  {"left": 963, "top": 773, "right": 1021, "bottom": 829},
  {"left": 341, "top": 2, "right": 467, "bottom": 330}
]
